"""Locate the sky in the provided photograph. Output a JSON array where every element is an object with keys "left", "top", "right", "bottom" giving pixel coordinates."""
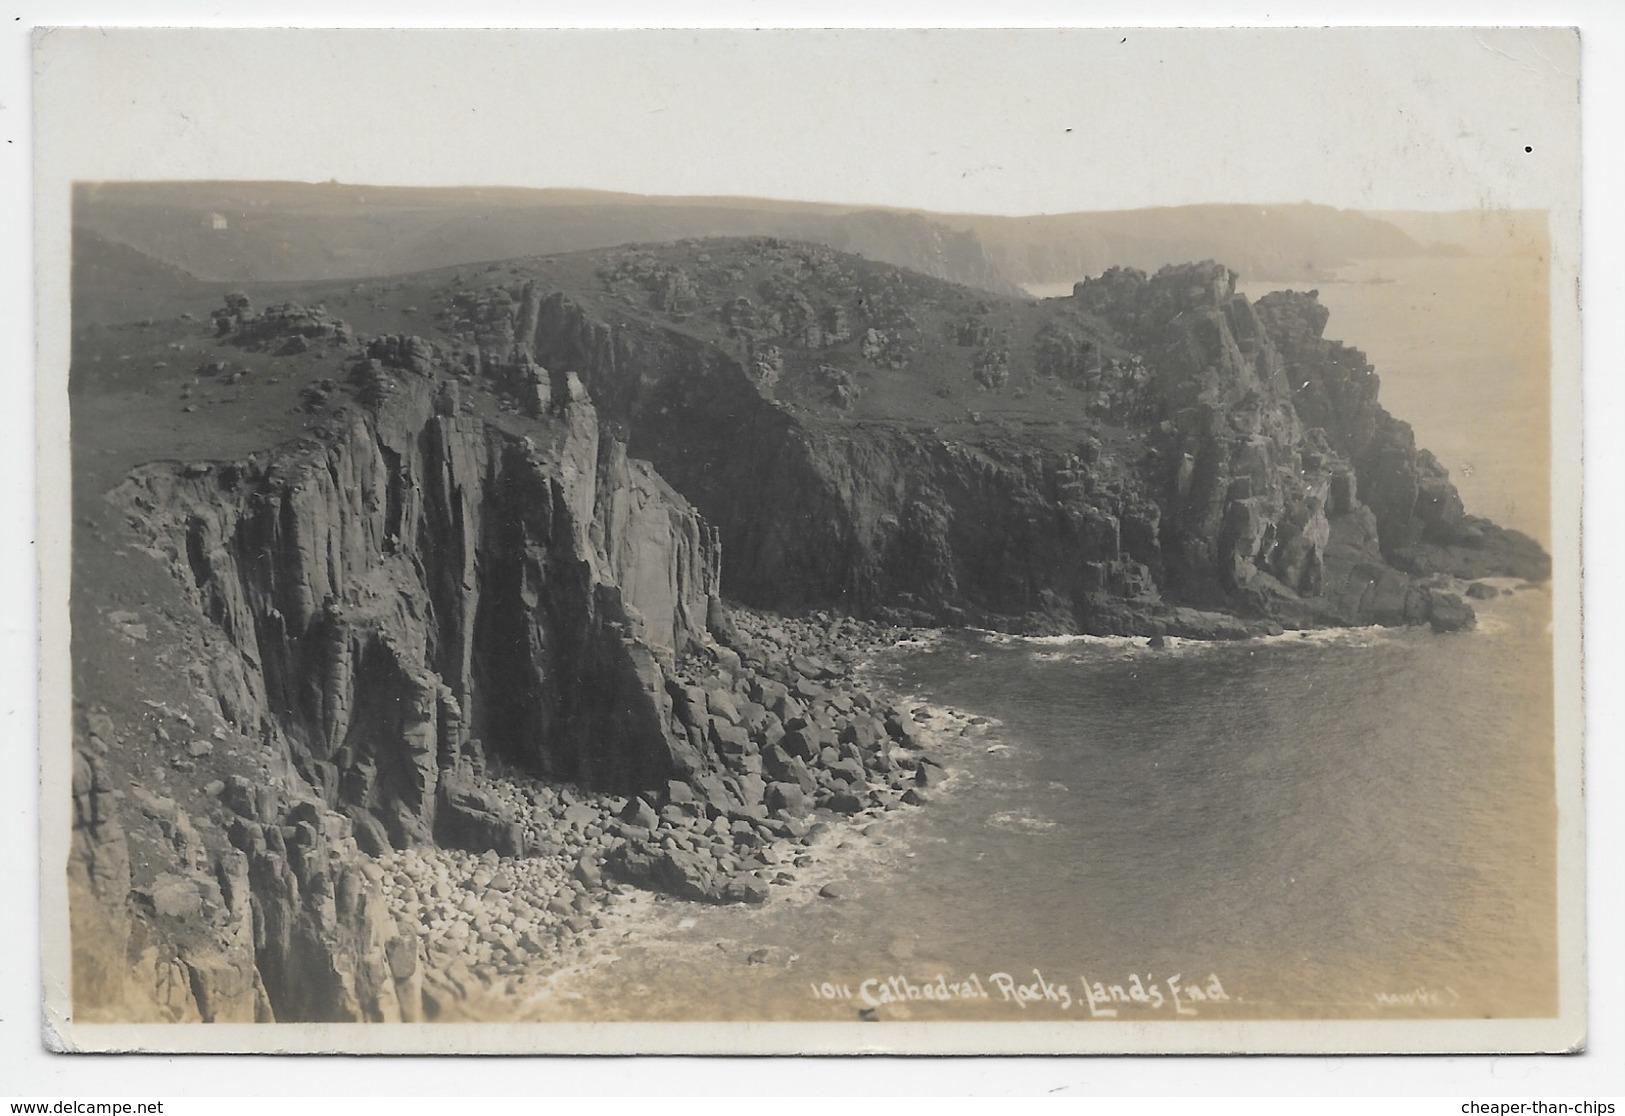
[{"left": 31, "top": 26, "right": 1580, "bottom": 218}]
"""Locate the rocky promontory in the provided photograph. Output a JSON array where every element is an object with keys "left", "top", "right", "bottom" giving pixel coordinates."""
[{"left": 479, "top": 241, "right": 1546, "bottom": 634}]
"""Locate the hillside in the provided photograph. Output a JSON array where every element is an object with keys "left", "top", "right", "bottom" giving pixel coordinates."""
[
  {"left": 71, "top": 228, "right": 213, "bottom": 325},
  {"left": 74, "top": 183, "right": 1437, "bottom": 298},
  {"left": 73, "top": 182, "right": 1022, "bottom": 296}
]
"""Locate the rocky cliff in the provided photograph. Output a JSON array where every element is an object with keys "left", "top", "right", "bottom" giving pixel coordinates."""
[
  {"left": 1253, "top": 289, "right": 1550, "bottom": 585},
  {"left": 66, "top": 236, "right": 1547, "bottom": 1025},
  {"left": 68, "top": 276, "right": 942, "bottom": 1023},
  {"left": 71, "top": 312, "right": 728, "bottom": 1019},
  {"left": 489, "top": 241, "right": 1546, "bottom": 636}
]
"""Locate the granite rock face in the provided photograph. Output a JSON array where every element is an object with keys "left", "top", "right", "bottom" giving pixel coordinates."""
[
  {"left": 85, "top": 362, "right": 722, "bottom": 1020},
  {"left": 118, "top": 373, "right": 720, "bottom": 824},
  {"left": 1254, "top": 289, "right": 1549, "bottom": 586},
  {"left": 508, "top": 252, "right": 1545, "bottom": 635},
  {"left": 70, "top": 727, "right": 277, "bottom": 1024}
]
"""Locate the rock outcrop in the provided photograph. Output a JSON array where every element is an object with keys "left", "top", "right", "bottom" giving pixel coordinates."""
[
  {"left": 501, "top": 249, "right": 1546, "bottom": 635},
  {"left": 77, "top": 349, "right": 726, "bottom": 1020},
  {"left": 1255, "top": 289, "right": 1550, "bottom": 584},
  {"left": 70, "top": 714, "right": 277, "bottom": 1023},
  {"left": 117, "top": 370, "right": 720, "bottom": 825}
]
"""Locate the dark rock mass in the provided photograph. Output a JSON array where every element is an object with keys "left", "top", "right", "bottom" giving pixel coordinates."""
[{"left": 511, "top": 248, "right": 1546, "bottom": 635}]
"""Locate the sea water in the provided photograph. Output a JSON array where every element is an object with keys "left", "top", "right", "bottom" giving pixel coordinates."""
[{"left": 526, "top": 585, "right": 1555, "bottom": 1023}]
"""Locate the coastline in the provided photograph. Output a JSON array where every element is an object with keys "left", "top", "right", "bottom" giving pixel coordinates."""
[
  {"left": 366, "top": 574, "right": 1545, "bottom": 1021},
  {"left": 58, "top": 248, "right": 1553, "bottom": 1025},
  {"left": 507, "top": 581, "right": 1554, "bottom": 1025}
]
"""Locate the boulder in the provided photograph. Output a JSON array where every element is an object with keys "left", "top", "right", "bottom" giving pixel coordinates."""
[
  {"left": 709, "top": 718, "right": 753, "bottom": 757},
  {"left": 619, "top": 796, "right": 660, "bottom": 831},
  {"left": 1426, "top": 589, "right": 1477, "bottom": 633},
  {"left": 750, "top": 677, "right": 790, "bottom": 709},
  {"left": 765, "top": 781, "right": 812, "bottom": 818},
  {"left": 706, "top": 687, "right": 742, "bottom": 725},
  {"left": 779, "top": 727, "right": 819, "bottom": 761},
  {"left": 573, "top": 857, "right": 603, "bottom": 890},
  {"left": 822, "top": 790, "right": 865, "bottom": 816},
  {"left": 884, "top": 715, "right": 925, "bottom": 750},
  {"left": 724, "top": 875, "right": 772, "bottom": 905}
]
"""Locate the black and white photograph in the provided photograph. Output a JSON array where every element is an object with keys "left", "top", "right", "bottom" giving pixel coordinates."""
[{"left": 30, "top": 25, "right": 1588, "bottom": 1058}]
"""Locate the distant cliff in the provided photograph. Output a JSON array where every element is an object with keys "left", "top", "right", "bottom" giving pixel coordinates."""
[{"left": 944, "top": 203, "right": 1430, "bottom": 286}]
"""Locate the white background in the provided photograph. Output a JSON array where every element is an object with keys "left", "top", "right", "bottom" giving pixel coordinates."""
[{"left": 5, "top": 0, "right": 1623, "bottom": 1099}]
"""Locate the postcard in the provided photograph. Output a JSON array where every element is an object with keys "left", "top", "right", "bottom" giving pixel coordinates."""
[{"left": 34, "top": 25, "right": 1585, "bottom": 1054}]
